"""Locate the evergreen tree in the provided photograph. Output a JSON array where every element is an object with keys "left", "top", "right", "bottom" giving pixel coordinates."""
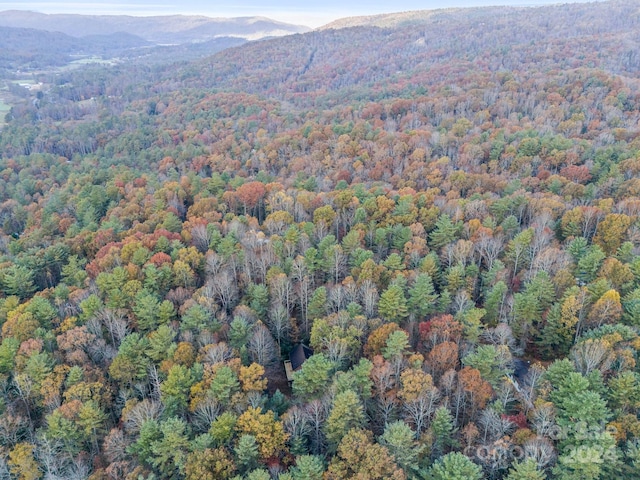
[
  {"left": 150, "top": 418, "right": 191, "bottom": 479},
  {"left": 430, "top": 452, "right": 482, "bottom": 480},
  {"left": 505, "top": 458, "right": 546, "bottom": 480},
  {"left": 235, "top": 434, "right": 259, "bottom": 473},
  {"left": 408, "top": 273, "right": 438, "bottom": 319},
  {"left": 382, "top": 330, "right": 411, "bottom": 360},
  {"left": 289, "top": 454, "right": 325, "bottom": 480},
  {"left": 379, "top": 420, "right": 426, "bottom": 478},
  {"left": 307, "top": 287, "right": 328, "bottom": 321},
  {"left": 379, "top": 284, "right": 409, "bottom": 323},
  {"left": 133, "top": 289, "right": 160, "bottom": 332},
  {"left": 325, "top": 390, "right": 365, "bottom": 450},
  {"left": 292, "top": 353, "right": 334, "bottom": 401},
  {"left": 430, "top": 406, "right": 458, "bottom": 456},
  {"left": 429, "top": 215, "right": 459, "bottom": 250}
]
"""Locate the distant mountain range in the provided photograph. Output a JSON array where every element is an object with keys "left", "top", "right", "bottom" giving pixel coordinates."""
[
  {"left": 0, "top": 10, "right": 310, "bottom": 44},
  {"left": 0, "top": 25, "right": 250, "bottom": 72}
]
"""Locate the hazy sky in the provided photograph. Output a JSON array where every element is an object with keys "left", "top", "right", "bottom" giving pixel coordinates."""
[{"left": 0, "top": 1, "right": 604, "bottom": 27}]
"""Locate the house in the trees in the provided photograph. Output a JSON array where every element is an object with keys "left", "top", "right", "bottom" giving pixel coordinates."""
[{"left": 284, "top": 344, "right": 313, "bottom": 382}]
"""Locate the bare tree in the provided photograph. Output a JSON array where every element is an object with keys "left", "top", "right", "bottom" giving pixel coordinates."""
[
  {"left": 327, "top": 245, "right": 347, "bottom": 284},
  {"left": 191, "top": 223, "right": 212, "bottom": 253},
  {"left": 296, "top": 274, "right": 312, "bottom": 336},
  {"left": 323, "top": 336, "right": 351, "bottom": 368},
  {"left": 570, "top": 339, "right": 614, "bottom": 375},
  {"left": 123, "top": 399, "right": 163, "bottom": 434},
  {"left": 148, "top": 365, "right": 162, "bottom": 401},
  {"left": 192, "top": 397, "right": 222, "bottom": 433},
  {"left": 530, "top": 247, "right": 570, "bottom": 279},
  {"left": 66, "top": 456, "right": 91, "bottom": 480},
  {"left": 521, "top": 363, "right": 546, "bottom": 407},
  {"left": 202, "top": 342, "right": 233, "bottom": 365},
  {"left": 328, "top": 284, "right": 346, "bottom": 313},
  {"left": 403, "top": 386, "right": 440, "bottom": 434},
  {"left": 482, "top": 323, "right": 516, "bottom": 352},
  {"left": 248, "top": 322, "right": 279, "bottom": 367},
  {"left": 267, "top": 303, "right": 292, "bottom": 350},
  {"left": 205, "top": 251, "right": 224, "bottom": 278},
  {"left": 479, "top": 408, "right": 515, "bottom": 443},
  {"left": 207, "top": 269, "right": 239, "bottom": 313},
  {"left": 360, "top": 280, "right": 379, "bottom": 319},
  {"left": 493, "top": 381, "right": 517, "bottom": 412},
  {"left": 452, "top": 290, "right": 473, "bottom": 317},
  {"left": 475, "top": 232, "right": 505, "bottom": 271},
  {"left": 304, "top": 398, "right": 330, "bottom": 455},
  {"left": 103, "top": 428, "right": 128, "bottom": 464},
  {"left": 371, "top": 392, "right": 399, "bottom": 434},
  {"left": 0, "top": 455, "right": 9, "bottom": 480},
  {"left": 531, "top": 403, "right": 556, "bottom": 439},
  {"left": 452, "top": 239, "right": 474, "bottom": 268},
  {"left": 96, "top": 308, "right": 130, "bottom": 348},
  {"left": 12, "top": 374, "right": 34, "bottom": 430},
  {"left": 523, "top": 436, "right": 556, "bottom": 468},
  {"left": 269, "top": 273, "right": 295, "bottom": 313},
  {"left": 0, "top": 414, "right": 29, "bottom": 448},
  {"left": 283, "top": 405, "right": 311, "bottom": 447},
  {"left": 35, "top": 436, "right": 67, "bottom": 480}
]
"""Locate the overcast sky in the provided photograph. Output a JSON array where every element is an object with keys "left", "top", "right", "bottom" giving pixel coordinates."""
[{"left": 0, "top": 1, "right": 605, "bottom": 27}]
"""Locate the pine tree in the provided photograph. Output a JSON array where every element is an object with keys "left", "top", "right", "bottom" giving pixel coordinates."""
[
  {"left": 210, "top": 366, "right": 240, "bottom": 405},
  {"left": 235, "top": 434, "right": 259, "bottom": 473},
  {"left": 307, "top": 287, "right": 328, "bottom": 321},
  {"left": 150, "top": 418, "right": 191, "bottom": 479},
  {"left": 429, "top": 215, "right": 459, "bottom": 250},
  {"left": 430, "top": 406, "right": 458, "bottom": 456},
  {"left": 383, "top": 330, "right": 411, "bottom": 360},
  {"left": 379, "top": 284, "right": 409, "bottom": 324},
  {"left": 292, "top": 353, "right": 334, "bottom": 401},
  {"left": 408, "top": 273, "right": 438, "bottom": 319},
  {"left": 325, "top": 390, "right": 365, "bottom": 450},
  {"left": 430, "top": 452, "right": 482, "bottom": 480},
  {"left": 505, "top": 458, "right": 546, "bottom": 480},
  {"left": 132, "top": 289, "right": 160, "bottom": 332},
  {"left": 289, "top": 455, "right": 325, "bottom": 480},
  {"left": 248, "top": 283, "right": 269, "bottom": 319},
  {"left": 379, "top": 420, "right": 425, "bottom": 478},
  {"left": 160, "top": 364, "right": 195, "bottom": 415}
]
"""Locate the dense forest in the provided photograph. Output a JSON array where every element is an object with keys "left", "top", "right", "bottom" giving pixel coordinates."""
[{"left": 0, "top": 1, "right": 639, "bottom": 479}]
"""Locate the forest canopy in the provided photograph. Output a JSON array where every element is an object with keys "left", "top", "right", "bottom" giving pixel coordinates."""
[{"left": 0, "top": 1, "right": 639, "bottom": 479}]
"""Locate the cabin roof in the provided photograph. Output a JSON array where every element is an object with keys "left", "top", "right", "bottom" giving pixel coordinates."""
[
  {"left": 513, "top": 359, "right": 530, "bottom": 382},
  {"left": 290, "top": 344, "right": 313, "bottom": 371}
]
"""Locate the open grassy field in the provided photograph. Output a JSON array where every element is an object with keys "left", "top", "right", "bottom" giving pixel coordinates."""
[{"left": 60, "top": 56, "right": 118, "bottom": 71}]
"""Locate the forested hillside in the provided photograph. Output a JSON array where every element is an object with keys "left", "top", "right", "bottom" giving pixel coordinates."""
[
  {"left": 0, "top": 27, "right": 151, "bottom": 72},
  {"left": 0, "top": 1, "right": 639, "bottom": 479}
]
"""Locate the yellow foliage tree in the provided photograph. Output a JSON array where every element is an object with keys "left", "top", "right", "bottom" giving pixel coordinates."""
[
  {"left": 593, "top": 213, "right": 630, "bottom": 255},
  {"left": 235, "top": 407, "right": 288, "bottom": 460},
  {"left": 8, "top": 442, "right": 41, "bottom": 480},
  {"left": 239, "top": 363, "right": 267, "bottom": 393}
]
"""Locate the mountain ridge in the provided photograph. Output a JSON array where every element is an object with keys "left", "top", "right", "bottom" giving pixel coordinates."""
[
  {"left": 172, "top": 0, "right": 638, "bottom": 108},
  {"left": 0, "top": 10, "right": 310, "bottom": 43}
]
